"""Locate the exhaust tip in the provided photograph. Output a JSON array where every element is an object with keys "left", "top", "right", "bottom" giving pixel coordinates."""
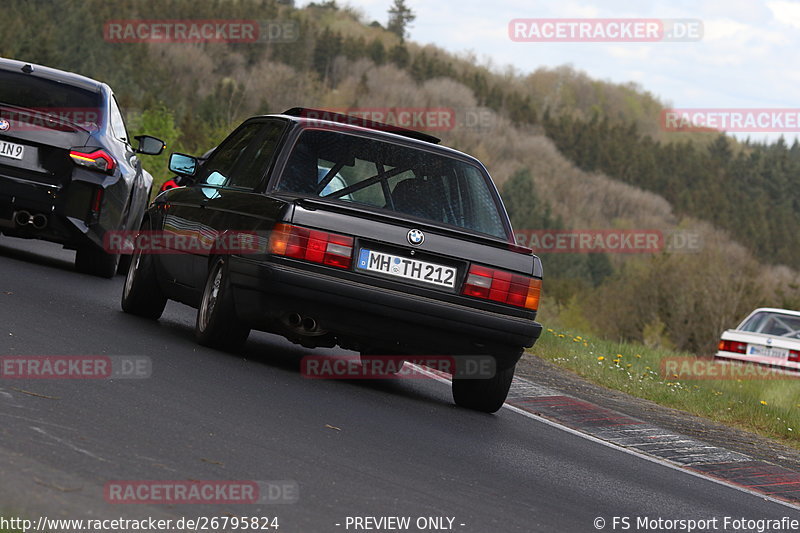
[
  {"left": 31, "top": 214, "right": 47, "bottom": 230},
  {"left": 287, "top": 313, "right": 302, "bottom": 327},
  {"left": 302, "top": 317, "right": 317, "bottom": 331},
  {"left": 13, "top": 211, "right": 31, "bottom": 227}
]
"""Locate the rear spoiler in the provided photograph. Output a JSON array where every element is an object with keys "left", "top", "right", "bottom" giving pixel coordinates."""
[{"left": 283, "top": 107, "right": 441, "bottom": 145}]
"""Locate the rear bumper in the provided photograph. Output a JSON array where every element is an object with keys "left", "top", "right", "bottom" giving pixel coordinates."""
[
  {"left": 0, "top": 170, "right": 118, "bottom": 250},
  {"left": 229, "top": 256, "right": 542, "bottom": 367}
]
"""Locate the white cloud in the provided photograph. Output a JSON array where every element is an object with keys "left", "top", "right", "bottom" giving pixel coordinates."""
[{"left": 767, "top": 0, "right": 800, "bottom": 28}]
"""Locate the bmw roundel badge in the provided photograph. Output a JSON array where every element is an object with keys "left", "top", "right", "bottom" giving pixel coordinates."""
[
  {"left": 407, "top": 229, "right": 425, "bottom": 246},
  {"left": 0, "top": 118, "right": 9, "bottom": 131}
]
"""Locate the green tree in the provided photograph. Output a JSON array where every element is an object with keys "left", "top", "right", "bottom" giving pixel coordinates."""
[{"left": 387, "top": 0, "right": 415, "bottom": 41}]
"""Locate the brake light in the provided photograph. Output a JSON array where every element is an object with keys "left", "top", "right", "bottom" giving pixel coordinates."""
[
  {"left": 69, "top": 148, "right": 116, "bottom": 173},
  {"left": 269, "top": 223, "right": 353, "bottom": 269},
  {"left": 718, "top": 340, "right": 747, "bottom": 354},
  {"left": 462, "top": 264, "right": 541, "bottom": 310},
  {"left": 789, "top": 350, "right": 800, "bottom": 362}
]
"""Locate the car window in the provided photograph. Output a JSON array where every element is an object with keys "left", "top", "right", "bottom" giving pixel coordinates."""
[
  {"left": 198, "top": 123, "right": 263, "bottom": 188},
  {"left": 740, "top": 311, "right": 800, "bottom": 339},
  {"left": 226, "top": 120, "right": 286, "bottom": 190},
  {"left": 0, "top": 70, "right": 103, "bottom": 130},
  {"left": 109, "top": 96, "right": 128, "bottom": 142},
  {"left": 275, "top": 129, "right": 508, "bottom": 239}
]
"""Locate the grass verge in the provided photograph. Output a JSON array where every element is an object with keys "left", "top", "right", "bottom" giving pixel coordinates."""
[{"left": 531, "top": 326, "right": 800, "bottom": 449}]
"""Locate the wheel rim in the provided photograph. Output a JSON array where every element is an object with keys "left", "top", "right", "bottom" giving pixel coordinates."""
[
  {"left": 123, "top": 247, "right": 143, "bottom": 298},
  {"left": 199, "top": 263, "right": 223, "bottom": 332}
]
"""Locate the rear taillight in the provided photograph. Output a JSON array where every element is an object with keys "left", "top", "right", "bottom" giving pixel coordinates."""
[
  {"left": 718, "top": 340, "right": 747, "bottom": 354},
  {"left": 269, "top": 223, "right": 353, "bottom": 269},
  {"left": 462, "top": 264, "right": 541, "bottom": 310},
  {"left": 69, "top": 147, "right": 116, "bottom": 173},
  {"left": 789, "top": 350, "right": 800, "bottom": 362}
]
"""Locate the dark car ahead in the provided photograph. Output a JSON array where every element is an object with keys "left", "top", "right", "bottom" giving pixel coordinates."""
[
  {"left": 122, "top": 108, "right": 543, "bottom": 412},
  {"left": 0, "top": 58, "right": 165, "bottom": 277}
]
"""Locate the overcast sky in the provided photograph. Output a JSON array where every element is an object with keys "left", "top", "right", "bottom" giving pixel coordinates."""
[{"left": 321, "top": 0, "right": 800, "bottom": 143}]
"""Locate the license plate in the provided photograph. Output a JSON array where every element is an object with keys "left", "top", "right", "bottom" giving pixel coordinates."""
[
  {"left": 0, "top": 140, "right": 24, "bottom": 160},
  {"left": 748, "top": 345, "right": 789, "bottom": 359},
  {"left": 357, "top": 249, "right": 457, "bottom": 288}
]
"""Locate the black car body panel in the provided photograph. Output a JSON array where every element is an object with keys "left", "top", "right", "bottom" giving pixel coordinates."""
[
  {"left": 145, "top": 111, "right": 543, "bottom": 370},
  {"left": 0, "top": 58, "right": 155, "bottom": 257}
]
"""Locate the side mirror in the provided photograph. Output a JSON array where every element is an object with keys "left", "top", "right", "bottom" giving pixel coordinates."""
[
  {"left": 134, "top": 135, "right": 166, "bottom": 155},
  {"left": 169, "top": 153, "right": 198, "bottom": 176}
]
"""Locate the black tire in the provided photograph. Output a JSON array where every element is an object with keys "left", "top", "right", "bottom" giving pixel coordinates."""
[
  {"left": 121, "top": 233, "right": 167, "bottom": 319},
  {"left": 452, "top": 364, "right": 515, "bottom": 413},
  {"left": 117, "top": 253, "right": 133, "bottom": 276},
  {"left": 195, "top": 258, "right": 250, "bottom": 351},
  {"left": 75, "top": 246, "right": 120, "bottom": 278}
]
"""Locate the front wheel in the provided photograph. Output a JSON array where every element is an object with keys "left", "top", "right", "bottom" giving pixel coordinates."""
[
  {"left": 195, "top": 258, "right": 250, "bottom": 352},
  {"left": 452, "top": 364, "right": 515, "bottom": 413},
  {"left": 121, "top": 234, "right": 167, "bottom": 319}
]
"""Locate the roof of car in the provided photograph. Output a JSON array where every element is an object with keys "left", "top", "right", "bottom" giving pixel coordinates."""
[
  {"left": 747, "top": 307, "right": 800, "bottom": 317},
  {"left": 281, "top": 107, "right": 441, "bottom": 144},
  {"left": 0, "top": 57, "right": 105, "bottom": 93}
]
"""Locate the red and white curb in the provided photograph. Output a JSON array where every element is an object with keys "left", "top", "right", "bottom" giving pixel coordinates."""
[{"left": 415, "top": 365, "right": 800, "bottom": 509}]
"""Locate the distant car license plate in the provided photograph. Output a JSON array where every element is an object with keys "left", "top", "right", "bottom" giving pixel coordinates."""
[
  {"left": 0, "top": 140, "right": 24, "bottom": 160},
  {"left": 357, "top": 249, "right": 457, "bottom": 288},
  {"left": 748, "top": 345, "right": 789, "bottom": 359}
]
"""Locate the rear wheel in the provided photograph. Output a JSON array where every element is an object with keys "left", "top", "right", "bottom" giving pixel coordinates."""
[
  {"left": 195, "top": 258, "right": 250, "bottom": 351},
  {"left": 452, "top": 364, "right": 515, "bottom": 413},
  {"left": 121, "top": 229, "right": 167, "bottom": 319},
  {"left": 75, "top": 246, "right": 119, "bottom": 278}
]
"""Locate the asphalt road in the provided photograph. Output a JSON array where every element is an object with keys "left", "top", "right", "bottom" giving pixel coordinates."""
[{"left": 0, "top": 237, "right": 797, "bottom": 533}]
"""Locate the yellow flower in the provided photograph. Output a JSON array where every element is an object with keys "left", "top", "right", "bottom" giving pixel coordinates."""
[
  {"left": 583, "top": 342, "right": 588, "bottom": 347},
  {"left": 547, "top": 328, "right": 554, "bottom": 332},
  {"left": 635, "top": 354, "right": 642, "bottom": 358},
  {"left": 760, "top": 400, "right": 768, "bottom": 406},
  {"left": 626, "top": 364, "right": 632, "bottom": 368},
  {"left": 616, "top": 353, "right": 623, "bottom": 358},
  {"left": 597, "top": 356, "right": 605, "bottom": 361},
  {"left": 558, "top": 334, "right": 565, "bottom": 338}
]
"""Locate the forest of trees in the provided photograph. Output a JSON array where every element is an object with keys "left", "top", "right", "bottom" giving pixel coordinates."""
[{"left": 2, "top": 0, "right": 799, "bottom": 354}]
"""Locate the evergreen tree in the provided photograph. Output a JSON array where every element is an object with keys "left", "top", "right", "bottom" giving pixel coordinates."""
[{"left": 387, "top": 0, "right": 416, "bottom": 41}]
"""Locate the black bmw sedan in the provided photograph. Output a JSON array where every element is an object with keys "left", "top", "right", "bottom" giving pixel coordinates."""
[
  {"left": 0, "top": 58, "right": 165, "bottom": 277},
  {"left": 122, "top": 108, "right": 543, "bottom": 412}
]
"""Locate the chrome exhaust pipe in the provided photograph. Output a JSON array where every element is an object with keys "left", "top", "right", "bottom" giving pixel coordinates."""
[
  {"left": 31, "top": 214, "right": 47, "bottom": 230},
  {"left": 287, "top": 313, "right": 302, "bottom": 327},
  {"left": 13, "top": 211, "right": 31, "bottom": 227}
]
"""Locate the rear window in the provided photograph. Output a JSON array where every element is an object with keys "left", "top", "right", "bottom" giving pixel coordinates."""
[
  {"left": 0, "top": 71, "right": 104, "bottom": 129},
  {"left": 739, "top": 311, "right": 800, "bottom": 339},
  {"left": 276, "top": 129, "right": 508, "bottom": 239}
]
